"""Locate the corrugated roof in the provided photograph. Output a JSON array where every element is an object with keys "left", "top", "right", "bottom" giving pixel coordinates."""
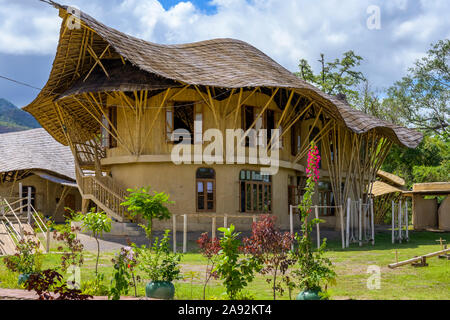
[
  {"left": 0, "top": 128, "right": 75, "bottom": 180},
  {"left": 23, "top": 2, "right": 423, "bottom": 149}
]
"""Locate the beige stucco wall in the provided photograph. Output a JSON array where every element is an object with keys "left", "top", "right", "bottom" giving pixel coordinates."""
[
  {"left": 0, "top": 174, "right": 82, "bottom": 223},
  {"left": 438, "top": 196, "right": 450, "bottom": 231},
  {"left": 412, "top": 195, "right": 438, "bottom": 230},
  {"left": 92, "top": 88, "right": 359, "bottom": 232}
]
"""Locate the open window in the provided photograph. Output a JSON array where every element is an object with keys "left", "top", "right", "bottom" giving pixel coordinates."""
[
  {"left": 239, "top": 170, "right": 272, "bottom": 213},
  {"left": 196, "top": 168, "right": 215, "bottom": 212},
  {"left": 166, "top": 102, "right": 200, "bottom": 144},
  {"left": 101, "top": 106, "right": 117, "bottom": 148},
  {"left": 21, "top": 185, "right": 36, "bottom": 211}
]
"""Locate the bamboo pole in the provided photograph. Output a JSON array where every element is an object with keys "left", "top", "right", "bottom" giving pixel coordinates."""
[{"left": 388, "top": 248, "right": 450, "bottom": 269}]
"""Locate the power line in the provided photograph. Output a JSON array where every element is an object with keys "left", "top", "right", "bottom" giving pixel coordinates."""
[{"left": 0, "top": 72, "right": 235, "bottom": 109}]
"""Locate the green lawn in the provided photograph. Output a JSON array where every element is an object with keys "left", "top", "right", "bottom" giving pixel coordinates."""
[{"left": 0, "top": 230, "right": 449, "bottom": 300}]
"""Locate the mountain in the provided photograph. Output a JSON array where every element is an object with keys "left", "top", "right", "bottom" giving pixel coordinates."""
[{"left": 0, "top": 98, "right": 40, "bottom": 133}]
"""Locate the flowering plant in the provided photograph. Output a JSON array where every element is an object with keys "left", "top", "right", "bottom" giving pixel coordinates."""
[
  {"left": 292, "top": 142, "right": 335, "bottom": 295},
  {"left": 109, "top": 246, "right": 138, "bottom": 300}
]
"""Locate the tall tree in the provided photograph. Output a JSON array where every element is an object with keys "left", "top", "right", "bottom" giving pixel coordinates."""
[{"left": 383, "top": 39, "right": 449, "bottom": 139}]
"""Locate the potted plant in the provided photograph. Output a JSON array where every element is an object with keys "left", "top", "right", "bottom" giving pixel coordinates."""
[
  {"left": 137, "top": 230, "right": 181, "bottom": 299},
  {"left": 4, "top": 233, "right": 43, "bottom": 286},
  {"left": 293, "top": 142, "right": 336, "bottom": 300}
]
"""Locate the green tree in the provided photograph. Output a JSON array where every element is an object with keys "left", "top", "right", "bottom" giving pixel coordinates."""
[
  {"left": 296, "top": 51, "right": 366, "bottom": 106},
  {"left": 120, "top": 186, "right": 173, "bottom": 246},
  {"left": 384, "top": 39, "right": 449, "bottom": 139},
  {"left": 81, "top": 209, "right": 112, "bottom": 276}
]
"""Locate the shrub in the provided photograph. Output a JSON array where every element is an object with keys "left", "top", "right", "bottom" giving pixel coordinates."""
[
  {"left": 197, "top": 232, "right": 221, "bottom": 299},
  {"left": 243, "top": 215, "right": 295, "bottom": 300},
  {"left": 214, "top": 224, "right": 261, "bottom": 300}
]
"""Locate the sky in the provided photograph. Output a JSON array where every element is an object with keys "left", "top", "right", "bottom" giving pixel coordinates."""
[{"left": 0, "top": 0, "right": 448, "bottom": 107}]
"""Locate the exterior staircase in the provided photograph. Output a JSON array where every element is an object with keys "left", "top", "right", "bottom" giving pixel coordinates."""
[
  {"left": 75, "top": 165, "right": 131, "bottom": 222},
  {"left": 0, "top": 197, "right": 47, "bottom": 256}
]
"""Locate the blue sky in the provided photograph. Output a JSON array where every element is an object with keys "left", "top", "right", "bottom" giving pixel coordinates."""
[{"left": 0, "top": 0, "right": 448, "bottom": 107}]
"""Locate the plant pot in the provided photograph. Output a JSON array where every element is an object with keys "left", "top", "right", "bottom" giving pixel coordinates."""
[
  {"left": 18, "top": 273, "right": 31, "bottom": 286},
  {"left": 296, "top": 289, "right": 324, "bottom": 300},
  {"left": 145, "top": 281, "right": 175, "bottom": 299}
]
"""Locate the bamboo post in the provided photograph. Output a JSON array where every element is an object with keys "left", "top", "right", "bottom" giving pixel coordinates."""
[
  {"left": 346, "top": 198, "right": 351, "bottom": 248},
  {"left": 340, "top": 205, "right": 345, "bottom": 249},
  {"left": 289, "top": 205, "right": 294, "bottom": 251},
  {"left": 19, "top": 183, "right": 23, "bottom": 214},
  {"left": 405, "top": 200, "right": 409, "bottom": 241},
  {"left": 173, "top": 214, "right": 177, "bottom": 253},
  {"left": 46, "top": 227, "right": 50, "bottom": 253},
  {"left": 392, "top": 201, "right": 395, "bottom": 244},
  {"left": 398, "top": 199, "right": 402, "bottom": 244},
  {"left": 224, "top": 215, "right": 228, "bottom": 229},
  {"left": 359, "top": 199, "right": 362, "bottom": 247},
  {"left": 27, "top": 187, "right": 32, "bottom": 225},
  {"left": 212, "top": 216, "right": 216, "bottom": 239},
  {"left": 314, "top": 206, "right": 320, "bottom": 249},
  {"left": 370, "top": 198, "right": 375, "bottom": 246},
  {"left": 183, "top": 214, "right": 187, "bottom": 253}
]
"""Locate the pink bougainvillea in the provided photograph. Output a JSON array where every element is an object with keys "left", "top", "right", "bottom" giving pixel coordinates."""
[{"left": 305, "top": 143, "right": 320, "bottom": 182}]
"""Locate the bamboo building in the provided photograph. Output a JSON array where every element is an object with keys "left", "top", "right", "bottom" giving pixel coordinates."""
[
  {"left": 23, "top": 3, "right": 423, "bottom": 231},
  {"left": 0, "top": 128, "right": 81, "bottom": 222}
]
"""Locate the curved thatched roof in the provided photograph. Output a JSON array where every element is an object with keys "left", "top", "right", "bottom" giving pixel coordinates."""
[
  {"left": 23, "top": 2, "right": 423, "bottom": 149},
  {"left": 0, "top": 128, "right": 75, "bottom": 180}
]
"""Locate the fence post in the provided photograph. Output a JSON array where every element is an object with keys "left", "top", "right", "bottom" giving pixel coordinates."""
[
  {"left": 290, "top": 205, "right": 294, "bottom": 251},
  {"left": 405, "top": 200, "right": 409, "bottom": 241},
  {"left": 370, "top": 198, "right": 375, "bottom": 246},
  {"left": 359, "top": 199, "right": 362, "bottom": 247},
  {"left": 172, "top": 214, "right": 177, "bottom": 253},
  {"left": 339, "top": 205, "right": 345, "bottom": 249},
  {"left": 223, "top": 215, "right": 228, "bottom": 229},
  {"left": 314, "top": 206, "right": 320, "bottom": 249},
  {"left": 27, "top": 187, "right": 32, "bottom": 225},
  {"left": 392, "top": 201, "right": 395, "bottom": 244},
  {"left": 398, "top": 199, "right": 402, "bottom": 244},
  {"left": 212, "top": 216, "right": 216, "bottom": 240},
  {"left": 46, "top": 227, "right": 50, "bottom": 253},
  {"left": 19, "top": 183, "right": 23, "bottom": 214},
  {"left": 183, "top": 214, "right": 187, "bottom": 253},
  {"left": 346, "top": 198, "right": 351, "bottom": 248}
]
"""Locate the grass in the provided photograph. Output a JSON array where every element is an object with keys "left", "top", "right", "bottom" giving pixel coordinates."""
[{"left": 0, "top": 230, "right": 449, "bottom": 300}]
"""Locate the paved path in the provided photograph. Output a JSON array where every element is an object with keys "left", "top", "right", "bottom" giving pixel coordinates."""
[{"left": 0, "top": 288, "right": 151, "bottom": 300}]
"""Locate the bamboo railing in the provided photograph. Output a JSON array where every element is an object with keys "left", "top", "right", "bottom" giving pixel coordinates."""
[{"left": 76, "top": 165, "right": 129, "bottom": 221}]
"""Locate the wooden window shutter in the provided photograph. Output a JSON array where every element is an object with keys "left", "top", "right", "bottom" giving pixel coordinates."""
[
  {"left": 166, "top": 106, "right": 173, "bottom": 141},
  {"left": 194, "top": 104, "right": 203, "bottom": 144}
]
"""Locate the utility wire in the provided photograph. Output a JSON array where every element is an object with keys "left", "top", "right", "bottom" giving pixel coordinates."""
[{"left": 0, "top": 72, "right": 236, "bottom": 109}]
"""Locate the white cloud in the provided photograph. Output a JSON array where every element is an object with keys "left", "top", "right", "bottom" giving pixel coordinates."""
[{"left": 0, "top": 0, "right": 448, "bottom": 90}]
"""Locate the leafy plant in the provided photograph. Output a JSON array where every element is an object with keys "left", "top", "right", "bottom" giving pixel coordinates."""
[
  {"left": 214, "top": 224, "right": 261, "bottom": 300},
  {"left": 80, "top": 209, "right": 112, "bottom": 275},
  {"left": 137, "top": 230, "right": 182, "bottom": 282},
  {"left": 121, "top": 186, "right": 174, "bottom": 245},
  {"left": 24, "top": 269, "right": 92, "bottom": 300},
  {"left": 183, "top": 270, "right": 201, "bottom": 299},
  {"left": 4, "top": 232, "right": 43, "bottom": 276},
  {"left": 293, "top": 142, "right": 336, "bottom": 296},
  {"left": 109, "top": 246, "right": 138, "bottom": 300},
  {"left": 243, "top": 215, "right": 295, "bottom": 300},
  {"left": 52, "top": 224, "right": 84, "bottom": 273},
  {"left": 197, "top": 232, "right": 221, "bottom": 300},
  {"left": 81, "top": 273, "right": 110, "bottom": 296}
]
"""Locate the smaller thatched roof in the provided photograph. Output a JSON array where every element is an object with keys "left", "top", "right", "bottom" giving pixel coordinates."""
[
  {"left": 371, "top": 181, "right": 404, "bottom": 197},
  {"left": 0, "top": 128, "right": 75, "bottom": 181},
  {"left": 377, "top": 170, "right": 405, "bottom": 187}
]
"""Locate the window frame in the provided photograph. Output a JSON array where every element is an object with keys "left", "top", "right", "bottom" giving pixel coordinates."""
[{"left": 196, "top": 168, "right": 216, "bottom": 212}]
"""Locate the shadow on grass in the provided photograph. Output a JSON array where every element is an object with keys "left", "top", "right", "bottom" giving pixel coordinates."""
[{"left": 324, "top": 230, "right": 450, "bottom": 252}]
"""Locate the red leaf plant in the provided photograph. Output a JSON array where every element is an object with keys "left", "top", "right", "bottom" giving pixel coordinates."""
[
  {"left": 243, "top": 215, "right": 295, "bottom": 300},
  {"left": 196, "top": 232, "right": 221, "bottom": 300}
]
